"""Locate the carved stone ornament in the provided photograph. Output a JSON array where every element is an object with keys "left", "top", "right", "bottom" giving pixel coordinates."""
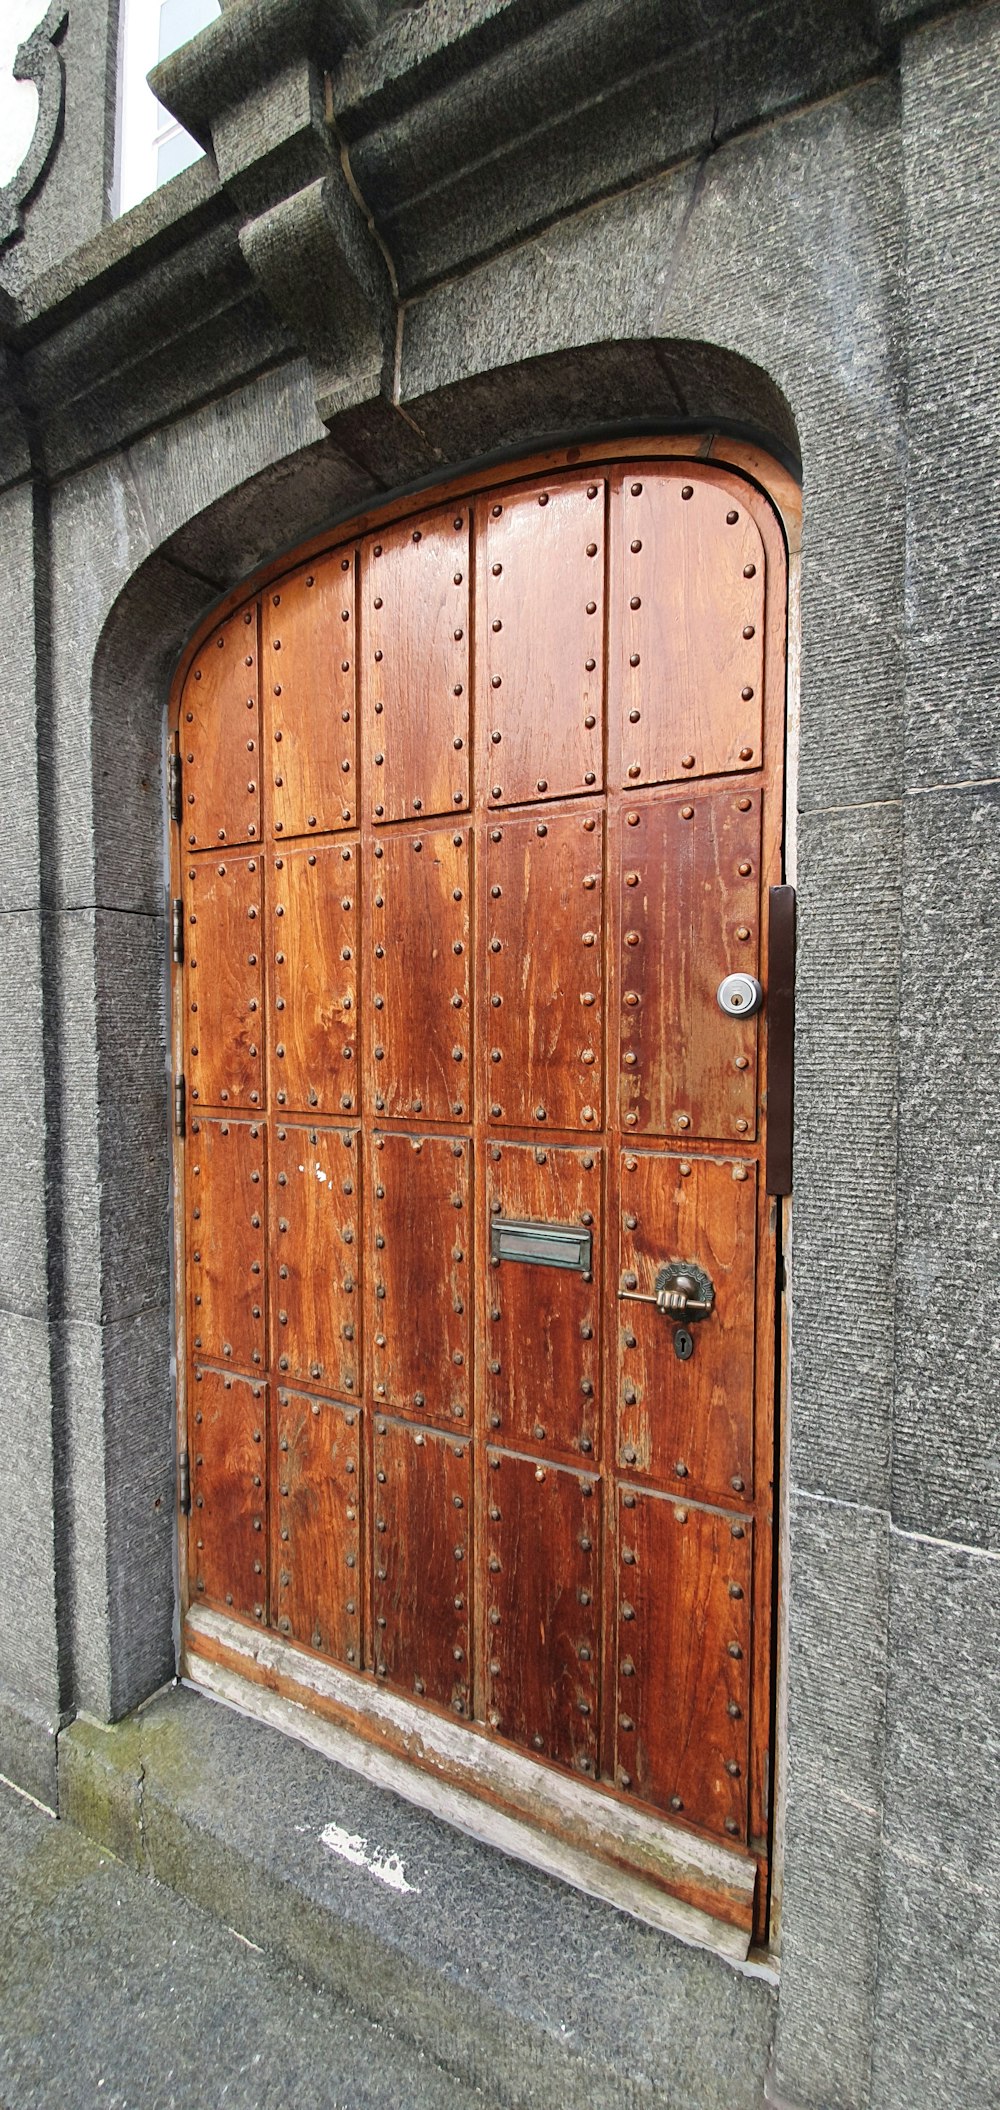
[{"left": 0, "top": 1, "right": 69, "bottom": 252}]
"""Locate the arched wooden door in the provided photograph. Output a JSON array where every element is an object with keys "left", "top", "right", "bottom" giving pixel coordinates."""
[{"left": 170, "top": 442, "right": 791, "bottom": 1949}]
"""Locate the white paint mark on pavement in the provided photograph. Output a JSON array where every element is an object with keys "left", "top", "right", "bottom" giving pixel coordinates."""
[{"left": 320, "top": 1821, "right": 419, "bottom": 1894}]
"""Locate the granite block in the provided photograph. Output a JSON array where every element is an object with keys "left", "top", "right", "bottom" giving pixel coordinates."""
[
  {"left": 0, "top": 1310, "right": 59, "bottom": 1718},
  {"left": 161, "top": 434, "right": 373, "bottom": 589},
  {"left": 0, "top": 1688, "right": 59, "bottom": 1809},
  {"left": 0, "top": 482, "right": 42, "bottom": 914},
  {"left": 0, "top": 910, "right": 49, "bottom": 1322},
  {"left": 870, "top": 1847, "right": 1000, "bottom": 2110}
]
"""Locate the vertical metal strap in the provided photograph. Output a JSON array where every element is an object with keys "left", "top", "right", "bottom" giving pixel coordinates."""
[{"left": 765, "top": 886, "right": 795, "bottom": 1196}]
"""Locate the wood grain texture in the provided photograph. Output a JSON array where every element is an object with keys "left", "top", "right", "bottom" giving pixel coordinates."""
[
  {"left": 617, "top": 789, "right": 762, "bottom": 1141},
  {"left": 616, "top": 1486, "right": 752, "bottom": 1843},
  {"left": 611, "top": 464, "right": 765, "bottom": 789},
  {"left": 478, "top": 475, "right": 604, "bottom": 808},
  {"left": 185, "top": 851, "right": 264, "bottom": 1112},
  {"left": 483, "top": 807, "right": 604, "bottom": 1132},
  {"left": 484, "top": 1450, "right": 600, "bottom": 1773},
  {"left": 271, "top": 1123, "right": 360, "bottom": 1396},
  {"left": 273, "top": 1388, "right": 362, "bottom": 1666},
  {"left": 263, "top": 553, "right": 357, "bottom": 838},
  {"left": 270, "top": 841, "right": 358, "bottom": 1117},
  {"left": 187, "top": 1116, "right": 267, "bottom": 1373},
  {"left": 360, "top": 505, "right": 470, "bottom": 823},
  {"left": 179, "top": 605, "right": 261, "bottom": 851},
  {"left": 366, "top": 825, "right": 471, "bottom": 1122},
  {"left": 616, "top": 1151, "right": 757, "bottom": 1503},
  {"left": 367, "top": 1131, "right": 471, "bottom": 1425},
  {"left": 372, "top": 1416, "right": 472, "bottom": 1714},
  {"left": 481, "top": 1141, "right": 601, "bottom": 1461},
  {"left": 189, "top": 1365, "right": 268, "bottom": 1620}
]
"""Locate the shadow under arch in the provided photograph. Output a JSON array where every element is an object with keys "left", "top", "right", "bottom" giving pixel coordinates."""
[{"left": 86, "top": 331, "right": 801, "bottom": 1718}]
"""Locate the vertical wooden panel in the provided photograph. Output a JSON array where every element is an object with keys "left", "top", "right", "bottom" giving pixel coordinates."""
[
  {"left": 484, "top": 809, "right": 604, "bottom": 1132},
  {"left": 188, "top": 1116, "right": 267, "bottom": 1373},
  {"left": 482, "top": 1142, "right": 600, "bottom": 1460},
  {"left": 366, "top": 826, "right": 471, "bottom": 1122},
  {"left": 372, "top": 1417, "right": 471, "bottom": 1713},
  {"left": 617, "top": 790, "right": 761, "bottom": 1140},
  {"left": 189, "top": 1366, "right": 267, "bottom": 1620},
  {"left": 180, "top": 605, "right": 261, "bottom": 850},
  {"left": 616, "top": 1486, "right": 751, "bottom": 1842},
  {"left": 360, "top": 506, "right": 470, "bottom": 823},
  {"left": 271, "top": 1124, "right": 360, "bottom": 1397},
  {"left": 484, "top": 1451, "right": 599, "bottom": 1774},
  {"left": 617, "top": 1151, "right": 756, "bottom": 1503},
  {"left": 612, "top": 465, "right": 765, "bottom": 787},
  {"left": 478, "top": 476, "right": 604, "bottom": 807},
  {"left": 263, "top": 552, "right": 357, "bottom": 838},
  {"left": 271, "top": 840, "right": 358, "bottom": 1116},
  {"left": 273, "top": 1389, "right": 362, "bottom": 1667},
  {"left": 186, "top": 852, "right": 264, "bottom": 1112},
  {"left": 367, "top": 1132, "right": 470, "bottom": 1425}
]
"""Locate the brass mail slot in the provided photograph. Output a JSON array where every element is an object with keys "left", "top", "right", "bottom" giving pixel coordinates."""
[{"left": 490, "top": 1217, "right": 593, "bottom": 1275}]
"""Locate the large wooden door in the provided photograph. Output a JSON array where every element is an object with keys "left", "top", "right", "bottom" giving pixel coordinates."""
[{"left": 173, "top": 447, "right": 789, "bottom": 1943}]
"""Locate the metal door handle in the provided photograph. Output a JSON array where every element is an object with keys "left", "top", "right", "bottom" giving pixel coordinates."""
[{"left": 618, "top": 1262, "right": 715, "bottom": 1321}]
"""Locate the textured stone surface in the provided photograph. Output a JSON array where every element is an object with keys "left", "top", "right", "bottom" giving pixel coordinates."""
[
  {"left": 61, "top": 1686, "right": 778, "bottom": 2110},
  {"left": 161, "top": 434, "right": 374, "bottom": 588},
  {"left": 0, "top": 1783, "right": 493, "bottom": 2110},
  {"left": 891, "top": 786, "right": 1000, "bottom": 1549},
  {"left": 870, "top": 1529, "right": 1000, "bottom": 2110},
  {"left": 0, "top": 1688, "right": 59, "bottom": 1810},
  {"left": 0, "top": 483, "right": 42, "bottom": 915},
  {"left": 0, "top": 910, "right": 49, "bottom": 1321},
  {"left": 0, "top": 1311, "right": 59, "bottom": 1725},
  {"left": 774, "top": 1493, "right": 889, "bottom": 2110},
  {"left": 900, "top": 1, "right": 1000, "bottom": 790},
  {"left": 0, "top": 0, "right": 117, "bottom": 299},
  {"left": 789, "top": 802, "right": 902, "bottom": 1509}
]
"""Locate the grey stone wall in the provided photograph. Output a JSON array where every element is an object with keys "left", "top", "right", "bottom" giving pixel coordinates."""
[{"left": 0, "top": 1, "right": 997, "bottom": 2105}]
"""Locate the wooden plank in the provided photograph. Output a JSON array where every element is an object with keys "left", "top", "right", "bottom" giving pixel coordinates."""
[
  {"left": 481, "top": 1140, "right": 601, "bottom": 1462},
  {"left": 360, "top": 504, "right": 470, "bottom": 823},
  {"left": 616, "top": 1485, "right": 752, "bottom": 1843},
  {"left": 372, "top": 1417, "right": 472, "bottom": 1714},
  {"left": 187, "top": 1115, "right": 267, "bottom": 1374},
  {"left": 484, "top": 1450, "right": 600, "bottom": 1776},
  {"left": 179, "top": 604, "right": 261, "bottom": 850},
  {"left": 271, "top": 1122, "right": 360, "bottom": 1397},
  {"left": 366, "top": 825, "right": 471, "bottom": 1122},
  {"left": 617, "top": 788, "right": 762, "bottom": 1141},
  {"left": 189, "top": 1365, "right": 267, "bottom": 1620},
  {"left": 611, "top": 464, "right": 765, "bottom": 789},
  {"left": 263, "top": 551, "right": 357, "bottom": 838},
  {"left": 271, "top": 840, "right": 359, "bottom": 1116},
  {"left": 477, "top": 474, "right": 604, "bottom": 808},
  {"left": 273, "top": 1388, "right": 362, "bottom": 1667},
  {"left": 185, "top": 850, "right": 264, "bottom": 1112},
  {"left": 483, "top": 807, "right": 604, "bottom": 1132},
  {"left": 367, "top": 1131, "right": 471, "bottom": 1426},
  {"left": 617, "top": 1151, "right": 757, "bottom": 1504}
]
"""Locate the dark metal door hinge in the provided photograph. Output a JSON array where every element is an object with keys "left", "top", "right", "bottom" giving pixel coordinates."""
[
  {"left": 168, "top": 750, "right": 182, "bottom": 825},
  {"left": 174, "top": 1073, "right": 186, "bottom": 1138},
  {"left": 171, "top": 897, "right": 184, "bottom": 965},
  {"left": 178, "top": 1449, "right": 191, "bottom": 1516}
]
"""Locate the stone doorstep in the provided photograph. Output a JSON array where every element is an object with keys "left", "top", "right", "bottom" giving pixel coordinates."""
[{"left": 58, "top": 1684, "right": 776, "bottom": 2110}]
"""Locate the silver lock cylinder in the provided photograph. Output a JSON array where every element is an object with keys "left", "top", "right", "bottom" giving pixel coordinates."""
[{"left": 717, "top": 972, "right": 764, "bottom": 1018}]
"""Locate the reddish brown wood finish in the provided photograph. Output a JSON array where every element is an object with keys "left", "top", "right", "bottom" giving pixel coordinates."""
[
  {"left": 189, "top": 1365, "right": 267, "bottom": 1620},
  {"left": 478, "top": 475, "right": 604, "bottom": 808},
  {"left": 273, "top": 1388, "right": 362, "bottom": 1665},
  {"left": 179, "top": 606, "right": 261, "bottom": 850},
  {"left": 366, "top": 1131, "right": 471, "bottom": 1425},
  {"left": 360, "top": 505, "right": 470, "bottom": 824},
  {"left": 616, "top": 1485, "right": 752, "bottom": 1843},
  {"left": 617, "top": 789, "right": 762, "bottom": 1141},
  {"left": 483, "top": 808, "right": 604, "bottom": 1132},
  {"left": 371, "top": 1416, "right": 472, "bottom": 1712},
  {"left": 484, "top": 1450, "right": 600, "bottom": 1773},
  {"left": 270, "top": 841, "right": 358, "bottom": 1117},
  {"left": 263, "top": 554, "right": 357, "bottom": 839},
  {"left": 366, "top": 826, "right": 471, "bottom": 1122},
  {"left": 187, "top": 1116, "right": 267, "bottom": 1372},
  {"left": 271, "top": 1123, "right": 360, "bottom": 1396},
  {"left": 481, "top": 1141, "right": 601, "bottom": 1460},
  {"left": 616, "top": 1151, "right": 757, "bottom": 1504},
  {"left": 186, "top": 852, "right": 264, "bottom": 1112},
  {"left": 611, "top": 464, "right": 765, "bottom": 789}
]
